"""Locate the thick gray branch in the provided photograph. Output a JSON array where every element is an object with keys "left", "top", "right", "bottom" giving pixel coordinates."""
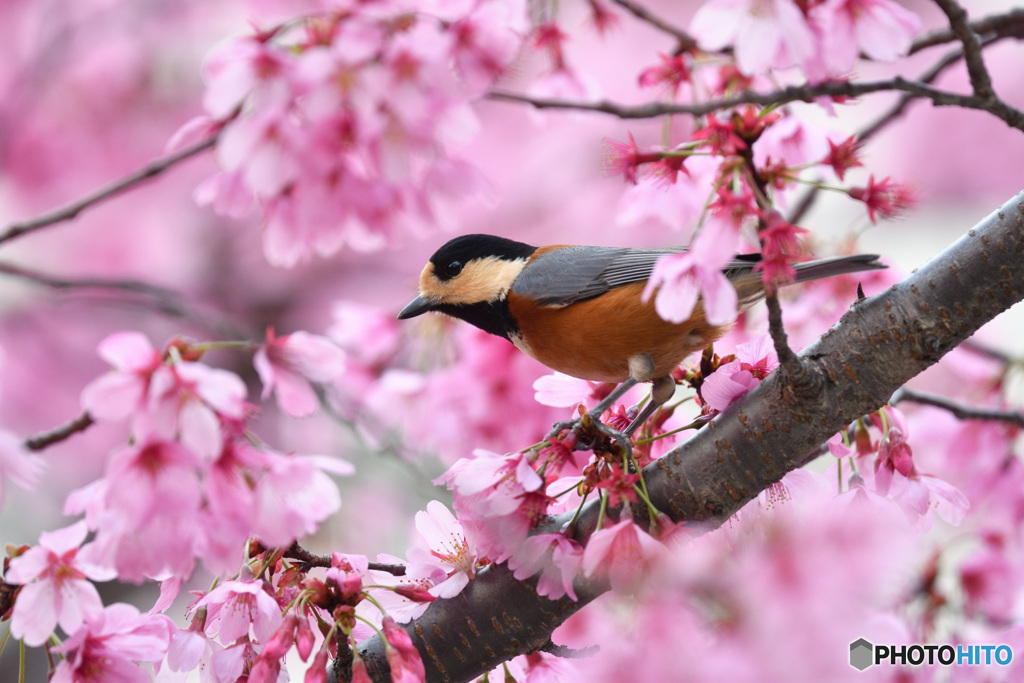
[{"left": 350, "top": 191, "right": 1024, "bottom": 683}]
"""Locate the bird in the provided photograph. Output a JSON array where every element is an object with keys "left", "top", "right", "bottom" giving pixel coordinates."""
[{"left": 398, "top": 233, "right": 885, "bottom": 437}]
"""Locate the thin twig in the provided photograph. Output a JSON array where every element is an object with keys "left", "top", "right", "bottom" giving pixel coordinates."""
[
  {"left": 932, "top": 0, "right": 995, "bottom": 100},
  {"left": 489, "top": 77, "right": 1024, "bottom": 131},
  {"left": 890, "top": 386, "right": 1024, "bottom": 429},
  {"left": 284, "top": 542, "right": 407, "bottom": 576},
  {"left": 24, "top": 412, "right": 94, "bottom": 451},
  {"left": 608, "top": 0, "right": 697, "bottom": 50},
  {"left": 764, "top": 292, "right": 800, "bottom": 372},
  {"left": 0, "top": 134, "right": 218, "bottom": 247},
  {"left": 910, "top": 7, "right": 1024, "bottom": 54}
]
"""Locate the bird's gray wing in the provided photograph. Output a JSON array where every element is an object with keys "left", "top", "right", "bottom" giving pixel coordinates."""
[{"left": 512, "top": 246, "right": 719, "bottom": 306}]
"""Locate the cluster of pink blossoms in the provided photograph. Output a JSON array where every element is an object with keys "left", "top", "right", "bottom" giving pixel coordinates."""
[
  {"left": 3, "top": 328, "right": 355, "bottom": 661},
  {"left": 182, "top": 0, "right": 527, "bottom": 266},
  {"left": 67, "top": 331, "right": 352, "bottom": 581}
]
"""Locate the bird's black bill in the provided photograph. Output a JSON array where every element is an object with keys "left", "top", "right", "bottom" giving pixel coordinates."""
[{"left": 397, "top": 296, "right": 436, "bottom": 319}]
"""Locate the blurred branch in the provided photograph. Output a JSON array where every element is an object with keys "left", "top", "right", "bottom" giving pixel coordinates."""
[
  {"left": 911, "top": 7, "right": 1024, "bottom": 53},
  {"left": 962, "top": 339, "right": 1015, "bottom": 364},
  {"left": 933, "top": 0, "right": 995, "bottom": 100},
  {"left": 0, "top": 133, "right": 218, "bottom": 247},
  {"left": 352, "top": 191, "right": 1024, "bottom": 683},
  {"left": 890, "top": 386, "right": 1024, "bottom": 429},
  {"left": 490, "top": 76, "right": 1024, "bottom": 132},
  {"left": 24, "top": 411, "right": 94, "bottom": 451},
  {"left": 0, "top": 260, "right": 249, "bottom": 339},
  {"left": 608, "top": 0, "right": 696, "bottom": 50},
  {"left": 0, "top": 261, "right": 187, "bottom": 303}
]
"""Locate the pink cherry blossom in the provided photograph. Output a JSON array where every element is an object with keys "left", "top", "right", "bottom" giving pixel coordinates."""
[
  {"left": 190, "top": 7, "right": 527, "bottom": 266},
  {"left": 144, "top": 361, "right": 248, "bottom": 462},
  {"left": 71, "top": 436, "right": 204, "bottom": 582},
  {"left": 849, "top": 175, "right": 917, "bottom": 223},
  {"left": 508, "top": 533, "right": 583, "bottom": 601},
  {"left": 702, "top": 334, "right": 779, "bottom": 412},
  {"left": 690, "top": 0, "right": 816, "bottom": 76},
  {"left": 249, "top": 451, "right": 350, "bottom": 548},
  {"left": 438, "top": 450, "right": 553, "bottom": 562},
  {"left": 582, "top": 516, "right": 668, "bottom": 593},
  {"left": 254, "top": 327, "right": 346, "bottom": 417},
  {"left": 383, "top": 616, "right": 426, "bottom": 683},
  {"left": 197, "top": 578, "right": 284, "bottom": 645},
  {"left": 6, "top": 521, "right": 106, "bottom": 646},
  {"left": 51, "top": 603, "right": 171, "bottom": 683},
  {"left": 406, "top": 500, "right": 479, "bottom": 599},
  {"left": 533, "top": 372, "right": 600, "bottom": 408},
  {"left": 642, "top": 219, "right": 740, "bottom": 326},
  {"left": 810, "top": 0, "right": 922, "bottom": 77},
  {"left": 80, "top": 331, "right": 162, "bottom": 422}
]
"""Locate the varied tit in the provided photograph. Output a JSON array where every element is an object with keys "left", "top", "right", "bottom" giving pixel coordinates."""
[{"left": 398, "top": 234, "right": 885, "bottom": 435}]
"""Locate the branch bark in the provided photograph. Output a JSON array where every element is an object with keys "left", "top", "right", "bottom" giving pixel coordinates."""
[{"left": 349, "top": 190, "right": 1024, "bottom": 682}]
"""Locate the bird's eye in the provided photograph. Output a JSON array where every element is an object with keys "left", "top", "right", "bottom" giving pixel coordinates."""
[{"left": 445, "top": 260, "right": 463, "bottom": 278}]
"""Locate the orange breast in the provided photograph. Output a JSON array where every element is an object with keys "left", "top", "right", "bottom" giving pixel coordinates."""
[{"left": 507, "top": 282, "right": 730, "bottom": 383}]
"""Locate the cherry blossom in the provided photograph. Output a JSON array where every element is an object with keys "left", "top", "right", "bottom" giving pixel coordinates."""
[
  {"left": 6, "top": 521, "right": 107, "bottom": 646},
  {"left": 197, "top": 578, "right": 284, "bottom": 645},
  {"left": 642, "top": 219, "right": 740, "bottom": 326},
  {"left": 406, "top": 500, "right": 480, "bottom": 599},
  {"left": 52, "top": 604, "right": 171, "bottom": 683},
  {"left": 690, "top": 0, "right": 816, "bottom": 77},
  {"left": 582, "top": 516, "right": 668, "bottom": 593},
  {"left": 254, "top": 328, "right": 346, "bottom": 417},
  {"left": 810, "top": 0, "right": 922, "bottom": 76},
  {"left": 702, "top": 334, "right": 780, "bottom": 412}
]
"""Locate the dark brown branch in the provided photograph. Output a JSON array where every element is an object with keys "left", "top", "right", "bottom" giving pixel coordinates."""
[
  {"left": 352, "top": 190, "right": 1024, "bottom": 682},
  {"left": 0, "top": 134, "right": 218, "bottom": 247},
  {"left": 24, "top": 412, "right": 94, "bottom": 451},
  {"left": 932, "top": 0, "right": 995, "bottom": 100},
  {"left": 283, "top": 542, "right": 407, "bottom": 576},
  {"left": 910, "top": 7, "right": 1024, "bottom": 54},
  {"left": 489, "top": 76, "right": 1024, "bottom": 132},
  {"left": 890, "top": 386, "right": 1024, "bottom": 429},
  {"left": 608, "top": 0, "right": 697, "bottom": 50}
]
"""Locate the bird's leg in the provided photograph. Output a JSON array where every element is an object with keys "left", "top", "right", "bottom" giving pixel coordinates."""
[
  {"left": 623, "top": 375, "right": 675, "bottom": 437},
  {"left": 547, "top": 355, "right": 657, "bottom": 456}
]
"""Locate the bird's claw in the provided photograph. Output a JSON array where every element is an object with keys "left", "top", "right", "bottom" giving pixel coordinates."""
[{"left": 547, "top": 412, "right": 632, "bottom": 459}]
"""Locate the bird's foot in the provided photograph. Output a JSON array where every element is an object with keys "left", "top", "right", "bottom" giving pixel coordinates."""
[{"left": 548, "top": 410, "right": 632, "bottom": 459}]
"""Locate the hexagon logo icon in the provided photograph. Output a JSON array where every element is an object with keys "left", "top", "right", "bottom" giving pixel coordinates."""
[{"left": 850, "top": 638, "right": 874, "bottom": 671}]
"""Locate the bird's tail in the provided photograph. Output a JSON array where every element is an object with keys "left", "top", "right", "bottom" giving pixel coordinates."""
[{"left": 792, "top": 253, "right": 886, "bottom": 284}]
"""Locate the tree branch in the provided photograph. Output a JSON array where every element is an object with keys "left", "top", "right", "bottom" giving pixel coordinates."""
[
  {"left": 910, "top": 7, "right": 1024, "bottom": 54},
  {"left": 351, "top": 190, "right": 1024, "bottom": 682},
  {"left": 24, "top": 412, "right": 94, "bottom": 451},
  {"left": 489, "top": 77, "right": 1024, "bottom": 132},
  {"left": 890, "top": 386, "right": 1024, "bottom": 429},
  {"left": 932, "top": 0, "right": 995, "bottom": 100},
  {"left": 0, "top": 134, "right": 218, "bottom": 247},
  {"left": 607, "top": 0, "right": 696, "bottom": 50}
]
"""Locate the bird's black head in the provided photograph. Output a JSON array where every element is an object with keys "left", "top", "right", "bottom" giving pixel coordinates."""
[
  {"left": 397, "top": 234, "right": 537, "bottom": 338},
  {"left": 427, "top": 234, "right": 538, "bottom": 282}
]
